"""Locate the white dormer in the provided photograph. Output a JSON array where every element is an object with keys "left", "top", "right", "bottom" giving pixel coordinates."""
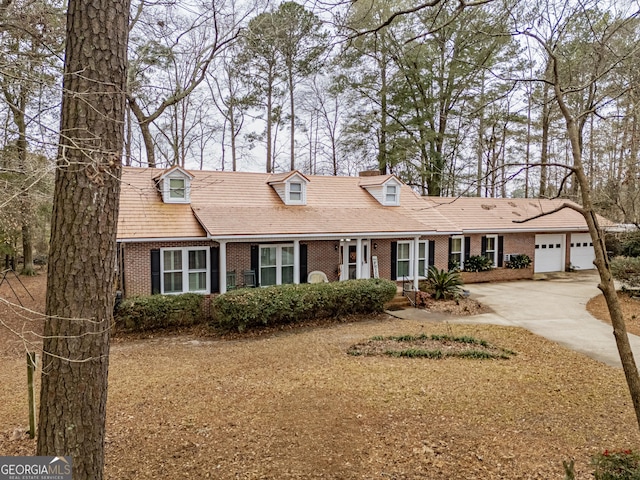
[
  {"left": 267, "top": 170, "right": 309, "bottom": 205},
  {"left": 359, "top": 174, "right": 402, "bottom": 206},
  {"left": 155, "top": 166, "right": 193, "bottom": 204}
]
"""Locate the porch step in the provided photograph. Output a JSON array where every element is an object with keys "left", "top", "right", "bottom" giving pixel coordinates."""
[{"left": 385, "top": 294, "right": 412, "bottom": 311}]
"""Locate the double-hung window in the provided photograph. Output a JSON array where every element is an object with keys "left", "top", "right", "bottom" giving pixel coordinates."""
[
  {"left": 260, "top": 244, "right": 295, "bottom": 286},
  {"left": 450, "top": 237, "right": 463, "bottom": 270},
  {"left": 161, "top": 247, "right": 208, "bottom": 294},
  {"left": 169, "top": 178, "right": 186, "bottom": 200},
  {"left": 418, "top": 242, "right": 428, "bottom": 277},
  {"left": 386, "top": 185, "right": 398, "bottom": 204},
  {"left": 397, "top": 241, "right": 429, "bottom": 279},
  {"left": 397, "top": 242, "right": 411, "bottom": 278},
  {"left": 484, "top": 235, "right": 497, "bottom": 266},
  {"left": 289, "top": 182, "right": 302, "bottom": 202}
]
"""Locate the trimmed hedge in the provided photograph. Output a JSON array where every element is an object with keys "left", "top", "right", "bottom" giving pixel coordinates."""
[
  {"left": 114, "top": 293, "right": 205, "bottom": 332},
  {"left": 211, "top": 278, "right": 397, "bottom": 332}
]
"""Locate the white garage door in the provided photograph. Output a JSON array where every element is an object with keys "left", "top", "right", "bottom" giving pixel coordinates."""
[
  {"left": 570, "top": 233, "right": 595, "bottom": 270},
  {"left": 534, "top": 234, "right": 565, "bottom": 273}
]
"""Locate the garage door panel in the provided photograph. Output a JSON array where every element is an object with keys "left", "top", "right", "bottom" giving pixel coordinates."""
[
  {"left": 570, "top": 233, "right": 595, "bottom": 270},
  {"left": 535, "top": 234, "right": 565, "bottom": 273}
]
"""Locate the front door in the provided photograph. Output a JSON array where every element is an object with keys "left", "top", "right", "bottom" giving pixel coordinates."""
[{"left": 340, "top": 240, "right": 370, "bottom": 280}]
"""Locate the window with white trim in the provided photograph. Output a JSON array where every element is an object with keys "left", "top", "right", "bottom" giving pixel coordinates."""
[
  {"left": 289, "top": 182, "right": 302, "bottom": 202},
  {"left": 169, "top": 178, "right": 186, "bottom": 199},
  {"left": 397, "top": 242, "right": 410, "bottom": 278},
  {"left": 397, "top": 241, "right": 429, "bottom": 279},
  {"left": 484, "top": 235, "right": 497, "bottom": 266},
  {"left": 161, "top": 172, "right": 191, "bottom": 204},
  {"left": 386, "top": 185, "right": 398, "bottom": 203},
  {"left": 450, "top": 236, "right": 463, "bottom": 270},
  {"left": 418, "top": 241, "right": 428, "bottom": 277},
  {"left": 161, "top": 247, "right": 208, "bottom": 294},
  {"left": 260, "top": 244, "right": 295, "bottom": 286}
]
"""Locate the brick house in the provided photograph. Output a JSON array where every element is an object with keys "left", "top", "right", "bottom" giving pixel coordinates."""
[{"left": 116, "top": 166, "right": 603, "bottom": 298}]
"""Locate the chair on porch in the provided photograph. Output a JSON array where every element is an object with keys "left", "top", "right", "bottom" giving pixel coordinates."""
[
  {"left": 307, "top": 270, "right": 329, "bottom": 284},
  {"left": 243, "top": 270, "right": 256, "bottom": 288},
  {"left": 226, "top": 270, "right": 237, "bottom": 290}
]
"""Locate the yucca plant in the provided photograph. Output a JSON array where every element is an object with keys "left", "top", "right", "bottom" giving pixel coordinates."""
[{"left": 426, "top": 266, "right": 463, "bottom": 300}]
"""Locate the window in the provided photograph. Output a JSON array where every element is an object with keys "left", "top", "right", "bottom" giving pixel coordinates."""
[
  {"left": 418, "top": 241, "right": 428, "bottom": 277},
  {"left": 450, "top": 237, "right": 463, "bottom": 269},
  {"left": 169, "top": 178, "right": 186, "bottom": 199},
  {"left": 397, "top": 241, "right": 429, "bottom": 279},
  {"left": 484, "top": 235, "right": 497, "bottom": 266},
  {"left": 161, "top": 247, "right": 208, "bottom": 294},
  {"left": 397, "top": 242, "right": 410, "bottom": 278},
  {"left": 163, "top": 249, "right": 183, "bottom": 293},
  {"left": 289, "top": 182, "right": 302, "bottom": 202},
  {"left": 260, "top": 244, "right": 295, "bottom": 286},
  {"left": 385, "top": 185, "right": 398, "bottom": 204},
  {"left": 188, "top": 249, "right": 207, "bottom": 291}
]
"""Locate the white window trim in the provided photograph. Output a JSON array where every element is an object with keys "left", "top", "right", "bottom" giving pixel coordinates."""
[
  {"left": 484, "top": 235, "right": 498, "bottom": 267},
  {"left": 287, "top": 181, "right": 305, "bottom": 205},
  {"left": 160, "top": 247, "right": 209, "bottom": 294},
  {"left": 397, "top": 240, "right": 429, "bottom": 279},
  {"left": 163, "top": 173, "right": 191, "bottom": 204},
  {"left": 450, "top": 236, "right": 464, "bottom": 270},
  {"left": 259, "top": 243, "right": 295, "bottom": 286},
  {"left": 384, "top": 183, "right": 400, "bottom": 206}
]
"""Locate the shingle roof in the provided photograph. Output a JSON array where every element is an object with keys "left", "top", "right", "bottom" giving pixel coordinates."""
[
  {"left": 117, "top": 168, "right": 458, "bottom": 240},
  {"left": 117, "top": 168, "right": 206, "bottom": 239},
  {"left": 425, "top": 196, "right": 609, "bottom": 232},
  {"left": 117, "top": 167, "right": 602, "bottom": 241}
]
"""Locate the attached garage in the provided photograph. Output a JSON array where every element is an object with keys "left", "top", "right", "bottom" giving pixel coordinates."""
[
  {"left": 534, "top": 234, "right": 565, "bottom": 273},
  {"left": 570, "top": 233, "right": 595, "bottom": 270}
]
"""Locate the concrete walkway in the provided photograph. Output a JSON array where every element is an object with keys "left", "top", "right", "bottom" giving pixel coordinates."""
[{"left": 389, "top": 271, "right": 640, "bottom": 368}]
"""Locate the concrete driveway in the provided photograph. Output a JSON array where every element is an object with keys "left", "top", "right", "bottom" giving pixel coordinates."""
[{"left": 392, "top": 271, "right": 640, "bottom": 368}]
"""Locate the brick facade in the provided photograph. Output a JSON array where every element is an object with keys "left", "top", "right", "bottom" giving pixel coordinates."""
[
  {"left": 118, "top": 231, "right": 577, "bottom": 298},
  {"left": 119, "top": 240, "right": 215, "bottom": 297}
]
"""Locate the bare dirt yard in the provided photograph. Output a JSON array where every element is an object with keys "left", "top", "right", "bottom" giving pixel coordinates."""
[{"left": 1, "top": 272, "right": 640, "bottom": 479}]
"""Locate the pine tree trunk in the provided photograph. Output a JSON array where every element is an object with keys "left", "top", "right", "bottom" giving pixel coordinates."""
[
  {"left": 288, "top": 65, "right": 295, "bottom": 171},
  {"left": 36, "top": 1, "right": 130, "bottom": 479}
]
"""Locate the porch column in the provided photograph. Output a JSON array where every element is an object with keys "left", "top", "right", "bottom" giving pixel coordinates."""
[
  {"left": 219, "top": 240, "right": 227, "bottom": 294},
  {"left": 413, "top": 236, "right": 420, "bottom": 291},
  {"left": 293, "top": 240, "right": 300, "bottom": 284},
  {"left": 356, "top": 238, "right": 362, "bottom": 279}
]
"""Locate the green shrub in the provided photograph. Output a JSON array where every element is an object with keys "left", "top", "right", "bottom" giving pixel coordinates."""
[
  {"left": 610, "top": 256, "right": 640, "bottom": 287},
  {"left": 621, "top": 231, "right": 640, "bottom": 258},
  {"left": 422, "top": 266, "right": 463, "bottom": 300},
  {"left": 506, "top": 254, "right": 532, "bottom": 269},
  {"left": 211, "top": 278, "right": 397, "bottom": 332},
  {"left": 115, "top": 293, "right": 205, "bottom": 332},
  {"left": 592, "top": 450, "right": 640, "bottom": 480},
  {"left": 464, "top": 255, "right": 493, "bottom": 272}
]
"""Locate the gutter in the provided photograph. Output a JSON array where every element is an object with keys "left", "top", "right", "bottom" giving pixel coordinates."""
[{"left": 117, "top": 230, "right": 463, "bottom": 244}]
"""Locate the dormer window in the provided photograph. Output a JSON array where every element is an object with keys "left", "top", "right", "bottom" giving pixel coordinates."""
[
  {"left": 169, "top": 178, "right": 186, "bottom": 200},
  {"left": 360, "top": 174, "right": 401, "bottom": 206},
  {"left": 267, "top": 170, "right": 309, "bottom": 206},
  {"left": 155, "top": 166, "right": 193, "bottom": 204},
  {"left": 385, "top": 185, "right": 398, "bottom": 204},
  {"left": 289, "top": 182, "right": 303, "bottom": 202}
]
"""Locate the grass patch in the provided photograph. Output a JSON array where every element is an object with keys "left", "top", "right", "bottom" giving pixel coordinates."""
[{"left": 348, "top": 333, "right": 515, "bottom": 359}]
